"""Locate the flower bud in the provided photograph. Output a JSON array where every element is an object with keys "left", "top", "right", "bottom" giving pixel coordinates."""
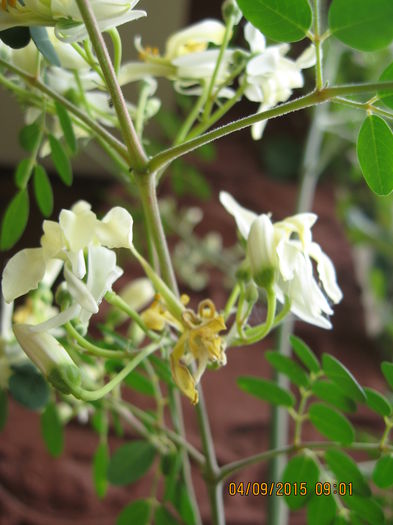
[
  {"left": 222, "top": 0, "right": 242, "bottom": 25},
  {"left": 13, "top": 324, "right": 81, "bottom": 394},
  {"left": 247, "top": 215, "right": 276, "bottom": 289}
]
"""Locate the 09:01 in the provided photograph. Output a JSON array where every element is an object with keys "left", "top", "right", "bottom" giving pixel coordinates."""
[{"left": 315, "top": 482, "right": 353, "bottom": 496}]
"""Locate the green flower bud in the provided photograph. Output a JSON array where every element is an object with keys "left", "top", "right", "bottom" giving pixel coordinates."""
[{"left": 222, "top": 0, "right": 242, "bottom": 25}]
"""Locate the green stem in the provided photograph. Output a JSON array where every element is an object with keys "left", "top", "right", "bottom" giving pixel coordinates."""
[
  {"left": 108, "top": 28, "right": 122, "bottom": 77},
  {"left": 175, "top": 84, "right": 209, "bottom": 145},
  {"left": 218, "top": 441, "right": 392, "bottom": 482},
  {"left": 380, "top": 418, "right": 393, "bottom": 449},
  {"left": 312, "top": 0, "right": 324, "bottom": 90},
  {"left": 188, "top": 82, "right": 247, "bottom": 140},
  {"left": 135, "top": 79, "right": 153, "bottom": 138},
  {"left": 202, "top": 14, "right": 235, "bottom": 121},
  {"left": 293, "top": 389, "right": 311, "bottom": 447},
  {"left": 65, "top": 322, "right": 128, "bottom": 359},
  {"left": 332, "top": 96, "right": 393, "bottom": 121},
  {"left": 75, "top": 0, "right": 147, "bottom": 170},
  {"left": 104, "top": 290, "right": 160, "bottom": 340},
  {"left": 223, "top": 283, "right": 240, "bottom": 321},
  {"left": 136, "top": 174, "right": 179, "bottom": 294},
  {"left": 72, "top": 342, "right": 160, "bottom": 401},
  {"left": 194, "top": 383, "right": 225, "bottom": 525},
  {"left": 0, "top": 57, "right": 128, "bottom": 161},
  {"left": 148, "top": 80, "right": 393, "bottom": 172}
]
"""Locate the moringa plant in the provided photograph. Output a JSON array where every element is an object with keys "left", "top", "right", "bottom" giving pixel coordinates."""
[{"left": 1, "top": 1, "right": 393, "bottom": 524}]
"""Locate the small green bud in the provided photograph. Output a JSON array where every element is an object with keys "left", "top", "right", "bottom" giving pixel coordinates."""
[
  {"left": 222, "top": 0, "right": 242, "bottom": 25},
  {"left": 253, "top": 267, "right": 275, "bottom": 289}
]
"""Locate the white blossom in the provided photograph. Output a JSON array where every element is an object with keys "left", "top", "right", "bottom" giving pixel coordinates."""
[{"left": 220, "top": 191, "right": 342, "bottom": 329}]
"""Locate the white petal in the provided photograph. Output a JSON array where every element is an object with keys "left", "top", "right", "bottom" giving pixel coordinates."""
[
  {"left": 120, "top": 278, "right": 155, "bottom": 311},
  {"left": 296, "top": 45, "right": 317, "bottom": 69},
  {"left": 309, "top": 242, "right": 343, "bottom": 304},
  {"left": 41, "top": 220, "right": 65, "bottom": 259},
  {"left": 41, "top": 259, "right": 63, "bottom": 288},
  {"left": 64, "top": 265, "right": 98, "bottom": 314},
  {"left": 2, "top": 248, "right": 46, "bottom": 303},
  {"left": 59, "top": 206, "right": 98, "bottom": 252},
  {"left": 96, "top": 207, "right": 133, "bottom": 249},
  {"left": 247, "top": 215, "right": 275, "bottom": 275},
  {"left": 119, "top": 62, "right": 173, "bottom": 85},
  {"left": 28, "top": 303, "right": 81, "bottom": 333},
  {"left": 165, "top": 19, "right": 226, "bottom": 60},
  {"left": 219, "top": 192, "right": 257, "bottom": 239},
  {"left": 244, "top": 22, "right": 266, "bottom": 53},
  {"left": 1, "top": 297, "right": 14, "bottom": 340},
  {"left": 86, "top": 245, "right": 123, "bottom": 306}
]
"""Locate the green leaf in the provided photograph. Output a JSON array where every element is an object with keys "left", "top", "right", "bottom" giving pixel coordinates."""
[
  {"left": 49, "top": 134, "right": 73, "bottom": 186},
  {"left": 373, "top": 453, "right": 393, "bottom": 488},
  {"left": 54, "top": 101, "right": 77, "bottom": 154},
  {"left": 322, "top": 354, "right": 366, "bottom": 403},
  {"left": 33, "top": 165, "right": 54, "bottom": 218},
  {"left": 357, "top": 115, "right": 393, "bottom": 196},
  {"left": 0, "top": 189, "right": 29, "bottom": 250},
  {"left": 9, "top": 363, "right": 49, "bottom": 410},
  {"left": 281, "top": 453, "right": 319, "bottom": 510},
  {"left": 324, "top": 449, "right": 371, "bottom": 497},
  {"left": 0, "top": 389, "right": 8, "bottom": 431},
  {"left": 93, "top": 442, "right": 109, "bottom": 498},
  {"left": 30, "top": 27, "right": 61, "bottom": 66},
  {"left": 307, "top": 494, "right": 337, "bottom": 525},
  {"left": 0, "top": 27, "right": 30, "bottom": 49},
  {"left": 342, "top": 495, "right": 385, "bottom": 525},
  {"left": 19, "top": 121, "right": 41, "bottom": 152},
  {"left": 41, "top": 402, "right": 64, "bottom": 457},
  {"left": 308, "top": 403, "right": 355, "bottom": 445},
  {"left": 116, "top": 499, "right": 151, "bottom": 525},
  {"left": 265, "top": 351, "right": 309, "bottom": 388},
  {"left": 378, "top": 63, "right": 393, "bottom": 110},
  {"left": 237, "top": 376, "right": 295, "bottom": 407},
  {"left": 107, "top": 440, "right": 156, "bottom": 486},
  {"left": 154, "top": 505, "right": 180, "bottom": 525},
  {"left": 381, "top": 361, "right": 393, "bottom": 390},
  {"left": 364, "top": 387, "right": 391, "bottom": 417},
  {"left": 311, "top": 380, "right": 357, "bottom": 413},
  {"left": 290, "top": 335, "right": 320, "bottom": 374},
  {"left": 328, "top": 0, "right": 393, "bottom": 51},
  {"left": 14, "top": 158, "right": 33, "bottom": 190},
  {"left": 124, "top": 370, "right": 155, "bottom": 396},
  {"left": 236, "top": 0, "right": 312, "bottom": 42}
]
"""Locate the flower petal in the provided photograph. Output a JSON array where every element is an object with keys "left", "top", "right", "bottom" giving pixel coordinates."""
[
  {"left": 309, "top": 242, "right": 343, "bottom": 304},
  {"left": 64, "top": 265, "right": 98, "bottom": 314},
  {"left": 96, "top": 206, "right": 133, "bottom": 249},
  {"left": 2, "top": 248, "right": 46, "bottom": 303},
  {"left": 219, "top": 191, "right": 257, "bottom": 239}
]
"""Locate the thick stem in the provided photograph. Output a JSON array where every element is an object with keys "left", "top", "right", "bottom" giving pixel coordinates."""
[
  {"left": 148, "top": 80, "right": 393, "bottom": 172},
  {"left": 136, "top": 174, "right": 179, "bottom": 294},
  {"left": 75, "top": 0, "right": 147, "bottom": 170}
]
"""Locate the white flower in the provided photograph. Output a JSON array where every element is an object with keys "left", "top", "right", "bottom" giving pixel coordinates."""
[
  {"left": 0, "top": 0, "right": 146, "bottom": 43},
  {"left": 220, "top": 191, "right": 342, "bottom": 329},
  {"left": 131, "top": 19, "right": 235, "bottom": 99},
  {"left": 2, "top": 202, "right": 133, "bottom": 330},
  {"left": 243, "top": 22, "right": 316, "bottom": 139}
]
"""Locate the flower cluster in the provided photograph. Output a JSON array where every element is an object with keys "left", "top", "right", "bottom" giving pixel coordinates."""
[{"left": 220, "top": 192, "right": 342, "bottom": 329}]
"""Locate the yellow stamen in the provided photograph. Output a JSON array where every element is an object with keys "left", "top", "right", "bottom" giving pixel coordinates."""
[{"left": 2, "top": 0, "right": 17, "bottom": 10}]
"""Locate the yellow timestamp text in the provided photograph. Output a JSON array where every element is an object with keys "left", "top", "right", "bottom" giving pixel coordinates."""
[{"left": 227, "top": 481, "right": 353, "bottom": 497}]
